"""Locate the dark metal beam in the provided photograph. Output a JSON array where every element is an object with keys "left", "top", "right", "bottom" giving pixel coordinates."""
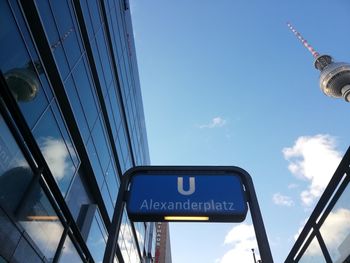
[{"left": 285, "top": 147, "right": 350, "bottom": 262}]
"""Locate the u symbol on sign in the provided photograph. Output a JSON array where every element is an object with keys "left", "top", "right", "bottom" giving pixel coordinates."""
[{"left": 177, "top": 177, "right": 195, "bottom": 195}]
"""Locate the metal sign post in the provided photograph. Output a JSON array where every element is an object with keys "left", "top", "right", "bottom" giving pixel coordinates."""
[{"left": 103, "top": 166, "right": 273, "bottom": 263}]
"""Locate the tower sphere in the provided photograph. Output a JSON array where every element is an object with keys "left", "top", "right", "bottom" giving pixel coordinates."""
[{"left": 315, "top": 55, "right": 350, "bottom": 102}]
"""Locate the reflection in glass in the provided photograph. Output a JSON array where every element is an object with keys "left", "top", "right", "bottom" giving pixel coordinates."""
[
  {"left": 58, "top": 235, "right": 83, "bottom": 263},
  {"left": 21, "top": 219, "right": 63, "bottom": 261},
  {"left": 118, "top": 217, "right": 140, "bottom": 263},
  {"left": 298, "top": 237, "right": 326, "bottom": 263},
  {"left": 66, "top": 170, "right": 93, "bottom": 221},
  {"left": 0, "top": 118, "right": 64, "bottom": 262},
  {"left": 92, "top": 117, "right": 110, "bottom": 173},
  {"left": 86, "top": 139, "right": 104, "bottom": 188},
  {"left": 320, "top": 182, "right": 350, "bottom": 263},
  {"left": 4, "top": 61, "right": 50, "bottom": 129},
  {"left": 87, "top": 215, "right": 106, "bottom": 263},
  {"left": 0, "top": 1, "right": 50, "bottom": 129},
  {"left": 101, "top": 182, "right": 113, "bottom": 219},
  {"left": 4, "top": 62, "right": 40, "bottom": 102},
  {"left": 73, "top": 58, "right": 98, "bottom": 130},
  {"left": 105, "top": 161, "right": 120, "bottom": 207},
  {"left": 34, "top": 108, "right": 76, "bottom": 195},
  {"left": 64, "top": 77, "right": 90, "bottom": 142},
  {"left": 11, "top": 236, "right": 43, "bottom": 263},
  {"left": 134, "top": 222, "right": 145, "bottom": 254}
]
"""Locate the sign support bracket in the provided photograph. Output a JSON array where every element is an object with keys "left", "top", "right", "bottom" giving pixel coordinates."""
[{"left": 103, "top": 166, "right": 274, "bottom": 263}]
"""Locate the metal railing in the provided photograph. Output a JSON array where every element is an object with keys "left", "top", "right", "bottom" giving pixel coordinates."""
[{"left": 285, "top": 147, "right": 350, "bottom": 263}]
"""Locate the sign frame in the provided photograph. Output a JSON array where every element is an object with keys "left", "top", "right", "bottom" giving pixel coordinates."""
[
  {"left": 103, "top": 166, "right": 274, "bottom": 263},
  {"left": 126, "top": 170, "right": 248, "bottom": 222}
]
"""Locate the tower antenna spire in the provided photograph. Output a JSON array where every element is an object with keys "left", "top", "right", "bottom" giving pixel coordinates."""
[
  {"left": 287, "top": 22, "right": 319, "bottom": 58},
  {"left": 286, "top": 21, "right": 350, "bottom": 102}
]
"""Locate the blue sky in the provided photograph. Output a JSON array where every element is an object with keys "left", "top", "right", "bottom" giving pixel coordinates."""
[{"left": 130, "top": 1, "right": 350, "bottom": 262}]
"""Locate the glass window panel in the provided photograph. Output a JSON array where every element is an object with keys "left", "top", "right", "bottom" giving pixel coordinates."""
[
  {"left": 0, "top": 207, "right": 22, "bottom": 261},
  {"left": 124, "top": 155, "right": 132, "bottom": 173},
  {"left": 33, "top": 108, "right": 75, "bottom": 195},
  {"left": 67, "top": 0, "right": 84, "bottom": 52},
  {"left": 49, "top": 0, "right": 82, "bottom": 69},
  {"left": 18, "top": 180, "right": 64, "bottom": 261},
  {"left": 96, "top": 28, "right": 112, "bottom": 88},
  {"left": 35, "top": 0, "right": 60, "bottom": 45},
  {"left": 0, "top": 117, "right": 36, "bottom": 214},
  {"left": 0, "top": 116, "right": 26, "bottom": 170},
  {"left": 49, "top": 0, "right": 73, "bottom": 35},
  {"left": 66, "top": 169, "right": 92, "bottom": 221},
  {"left": 115, "top": 141, "right": 125, "bottom": 173},
  {"left": 86, "top": 139, "right": 104, "bottom": 188},
  {"left": 118, "top": 127, "right": 129, "bottom": 163},
  {"left": 0, "top": 115, "right": 64, "bottom": 261},
  {"left": 124, "top": 223, "right": 133, "bottom": 254},
  {"left": 35, "top": 1, "right": 71, "bottom": 80},
  {"left": 62, "top": 30, "right": 82, "bottom": 69},
  {"left": 87, "top": 0, "right": 102, "bottom": 34},
  {"left": 110, "top": 8, "right": 123, "bottom": 64},
  {"left": 121, "top": 212, "right": 128, "bottom": 235},
  {"left": 51, "top": 101, "right": 80, "bottom": 169},
  {"left": 73, "top": 59, "right": 98, "bottom": 130},
  {"left": 105, "top": 162, "right": 120, "bottom": 206},
  {"left": 52, "top": 45, "right": 70, "bottom": 81},
  {"left": 130, "top": 243, "right": 140, "bottom": 263},
  {"left": 10, "top": 63, "right": 49, "bottom": 129},
  {"left": 58, "top": 235, "right": 83, "bottom": 263},
  {"left": 91, "top": 39, "right": 107, "bottom": 94},
  {"left": 298, "top": 237, "right": 327, "bottom": 263},
  {"left": 87, "top": 215, "right": 106, "bottom": 263},
  {"left": 134, "top": 222, "right": 145, "bottom": 252},
  {"left": 105, "top": 93, "right": 118, "bottom": 140},
  {"left": 64, "top": 77, "right": 90, "bottom": 142},
  {"left": 80, "top": 0, "right": 94, "bottom": 39},
  {"left": 108, "top": 88, "right": 122, "bottom": 131},
  {"left": 11, "top": 235, "right": 43, "bottom": 263},
  {"left": 38, "top": 69, "right": 54, "bottom": 101},
  {"left": 0, "top": 5, "right": 49, "bottom": 129},
  {"left": 118, "top": 238, "right": 129, "bottom": 263},
  {"left": 320, "top": 180, "right": 350, "bottom": 263},
  {"left": 92, "top": 117, "right": 110, "bottom": 173},
  {"left": 9, "top": 0, "right": 53, "bottom": 102},
  {"left": 0, "top": 165, "right": 37, "bottom": 216},
  {"left": 83, "top": 56, "right": 99, "bottom": 104},
  {"left": 95, "top": 209, "right": 107, "bottom": 243},
  {"left": 10, "top": 0, "right": 38, "bottom": 59},
  {"left": 101, "top": 182, "right": 113, "bottom": 219}
]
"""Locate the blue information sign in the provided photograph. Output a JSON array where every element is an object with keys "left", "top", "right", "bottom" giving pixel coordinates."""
[{"left": 127, "top": 172, "right": 248, "bottom": 222}]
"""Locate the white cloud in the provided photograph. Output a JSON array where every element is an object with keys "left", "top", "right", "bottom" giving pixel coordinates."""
[
  {"left": 218, "top": 223, "right": 260, "bottom": 263},
  {"left": 40, "top": 137, "right": 75, "bottom": 181},
  {"left": 272, "top": 193, "right": 294, "bottom": 207},
  {"left": 199, "top": 117, "right": 227, "bottom": 129},
  {"left": 283, "top": 134, "right": 342, "bottom": 206},
  {"left": 21, "top": 221, "right": 63, "bottom": 260}
]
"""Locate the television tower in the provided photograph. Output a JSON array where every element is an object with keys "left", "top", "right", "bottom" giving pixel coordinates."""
[{"left": 287, "top": 22, "right": 350, "bottom": 102}]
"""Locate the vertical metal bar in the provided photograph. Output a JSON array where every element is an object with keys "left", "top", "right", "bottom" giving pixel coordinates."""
[
  {"left": 315, "top": 231, "right": 333, "bottom": 263},
  {"left": 241, "top": 169, "right": 274, "bottom": 263},
  {"left": 53, "top": 224, "right": 70, "bottom": 263},
  {"left": 103, "top": 172, "right": 131, "bottom": 263}
]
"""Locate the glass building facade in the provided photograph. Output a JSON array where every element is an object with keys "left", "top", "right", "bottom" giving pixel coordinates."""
[
  {"left": 285, "top": 147, "right": 350, "bottom": 263},
  {"left": 0, "top": 0, "right": 154, "bottom": 262}
]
